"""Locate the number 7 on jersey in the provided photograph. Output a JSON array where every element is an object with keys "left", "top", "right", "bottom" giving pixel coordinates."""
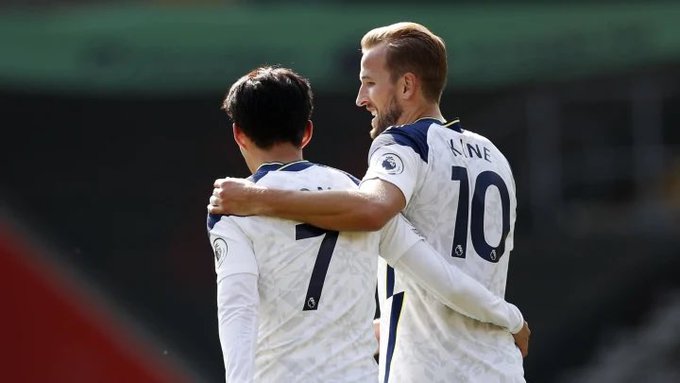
[{"left": 295, "top": 223, "right": 339, "bottom": 311}]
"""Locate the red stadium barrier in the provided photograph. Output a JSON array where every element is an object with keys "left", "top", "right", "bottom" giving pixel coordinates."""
[{"left": 0, "top": 223, "right": 193, "bottom": 383}]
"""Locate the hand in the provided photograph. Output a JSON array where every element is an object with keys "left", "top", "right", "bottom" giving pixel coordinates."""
[
  {"left": 373, "top": 319, "right": 380, "bottom": 358},
  {"left": 512, "top": 321, "right": 531, "bottom": 358},
  {"left": 208, "top": 177, "right": 263, "bottom": 216}
]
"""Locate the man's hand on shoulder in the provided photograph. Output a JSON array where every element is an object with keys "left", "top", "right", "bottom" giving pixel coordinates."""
[{"left": 208, "top": 177, "right": 265, "bottom": 216}]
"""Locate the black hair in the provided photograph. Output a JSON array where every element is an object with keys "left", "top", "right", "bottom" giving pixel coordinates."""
[{"left": 222, "top": 66, "right": 313, "bottom": 149}]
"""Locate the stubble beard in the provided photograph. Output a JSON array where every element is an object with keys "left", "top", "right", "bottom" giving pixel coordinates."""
[{"left": 369, "top": 97, "right": 403, "bottom": 139}]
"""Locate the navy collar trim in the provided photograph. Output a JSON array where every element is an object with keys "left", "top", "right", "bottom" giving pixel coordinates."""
[
  {"left": 414, "top": 117, "right": 446, "bottom": 125},
  {"left": 443, "top": 118, "right": 462, "bottom": 132},
  {"left": 250, "top": 160, "right": 313, "bottom": 183},
  {"left": 408, "top": 117, "right": 462, "bottom": 132}
]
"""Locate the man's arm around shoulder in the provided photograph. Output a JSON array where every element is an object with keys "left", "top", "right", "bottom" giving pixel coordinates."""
[{"left": 209, "top": 177, "right": 404, "bottom": 231}]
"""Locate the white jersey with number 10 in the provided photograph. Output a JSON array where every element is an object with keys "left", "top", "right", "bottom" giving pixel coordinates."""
[{"left": 364, "top": 118, "right": 524, "bottom": 383}]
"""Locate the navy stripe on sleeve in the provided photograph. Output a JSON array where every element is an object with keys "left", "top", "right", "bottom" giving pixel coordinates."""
[
  {"left": 207, "top": 213, "right": 221, "bottom": 231},
  {"left": 369, "top": 120, "right": 432, "bottom": 164}
]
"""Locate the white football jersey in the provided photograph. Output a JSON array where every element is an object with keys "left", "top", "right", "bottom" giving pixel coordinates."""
[
  {"left": 365, "top": 118, "right": 524, "bottom": 382},
  {"left": 208, "top": 160, "right": 421, "bottom": 383}
]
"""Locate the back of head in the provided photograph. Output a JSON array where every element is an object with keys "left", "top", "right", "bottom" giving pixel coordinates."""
[
  {"left": 222, "top": 66, "right": 313, "bottom": 149},
  {"left": 361, "top": 22, "right": 447, "bottom": 103}
]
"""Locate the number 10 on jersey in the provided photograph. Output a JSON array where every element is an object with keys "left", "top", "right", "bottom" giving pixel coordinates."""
[{"left": 450, "top": 166, "right": 511, "bottom": 263}]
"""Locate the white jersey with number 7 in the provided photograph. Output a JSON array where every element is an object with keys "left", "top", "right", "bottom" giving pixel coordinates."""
[{"left": 208, "top": 161, "right": 422, "bottom": 383}]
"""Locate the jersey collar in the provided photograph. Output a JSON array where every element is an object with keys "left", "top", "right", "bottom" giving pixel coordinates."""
[
  {"left": 443, "top": 118, "right": 462, "bottom": 132},
  {"left": 412, "top": 117, "right": 463, "bottom": 132},
  {"left": 250, "top": 160, "right": 313, "bottom": 182},
  {"left": 414, "top": 116, "right": 445, "bottom": 125}
]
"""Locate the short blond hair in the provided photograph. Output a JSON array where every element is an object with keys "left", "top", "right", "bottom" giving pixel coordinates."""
[{"left": 361, "top": 22, "right": 448, "bottom": 103}]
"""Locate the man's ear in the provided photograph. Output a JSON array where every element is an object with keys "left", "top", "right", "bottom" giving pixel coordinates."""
[
  {"left": 232, "top": 123, "right": 248, "bottom": 149},
  {"left": 300, "top": 120, "right": 314, "bottom": 149},
  {"left": 400, "top": 72, "right": 418, "bottom": 100}
]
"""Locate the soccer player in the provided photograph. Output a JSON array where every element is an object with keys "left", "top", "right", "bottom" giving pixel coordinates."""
[
  {"left": 210, "top": 23, "right": 529, "bottom": 382},
  {"left": 210, "top": 66, "right": 527, "bottom": 382}
]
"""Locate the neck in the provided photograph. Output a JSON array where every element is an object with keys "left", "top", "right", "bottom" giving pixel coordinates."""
[
  {"left": 397, "top": 103, "right": 445, "bottom": 125},
  {"left": 246, "top": 144, "right": 304, "bottom": 173}
]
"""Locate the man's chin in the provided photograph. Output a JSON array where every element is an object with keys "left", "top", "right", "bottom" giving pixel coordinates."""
[
  {"left": 368, "top": 120, "right": 377, "bottom": 139},
  {"left": 369, "top": 125, "right": 386, "bottom": 139}
]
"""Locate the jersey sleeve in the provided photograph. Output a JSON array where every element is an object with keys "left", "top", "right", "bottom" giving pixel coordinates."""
[
  {"left": 209, "top": 217, "right": 260, "bottom": 381},
  {"left": 216, "top": 273, "right": 259, "bottom": 382},
  {"left": 391, "top": 240, "right": 524, "bottom": 333},
  {"left": 362, "top": 134, "right": 423, "bottom": 205},
  {"left": 209, "top": 216, "right": 258, "bottom": 281},
  {"left": 379, "top": 214, "right": 424, "bottom": 264}
]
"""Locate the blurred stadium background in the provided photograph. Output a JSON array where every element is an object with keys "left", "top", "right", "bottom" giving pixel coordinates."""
[{"left": 1, "top": 0, "right": 679, "bottom": 382}]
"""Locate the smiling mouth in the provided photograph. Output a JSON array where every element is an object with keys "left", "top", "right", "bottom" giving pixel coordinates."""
[{"left": 363, "top": 104, "right": 377, "bottom": 116}]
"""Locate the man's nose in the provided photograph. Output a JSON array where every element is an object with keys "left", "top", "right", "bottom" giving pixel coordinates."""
[{"left": 356, "top": 87, "right": 367, "bottom": 107}]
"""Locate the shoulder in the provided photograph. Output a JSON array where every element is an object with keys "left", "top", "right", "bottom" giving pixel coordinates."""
[
  {"left": 462, "top": 129, "right": 510, "bottom": 163},
  {"left": 369, "top": 119, "right": 434, "bottom": 163},
  {"left": 207, "top": 213, "right": 243, "bottom": 234},
  {"left": 311, "top": 163, "right": 361, "bottom": 186},
  {"left": 461, "top": 128, "right": 492, "bottom": 145},
  {"left": 255, "top": 161, "right": 361, "bottom": 193}
]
